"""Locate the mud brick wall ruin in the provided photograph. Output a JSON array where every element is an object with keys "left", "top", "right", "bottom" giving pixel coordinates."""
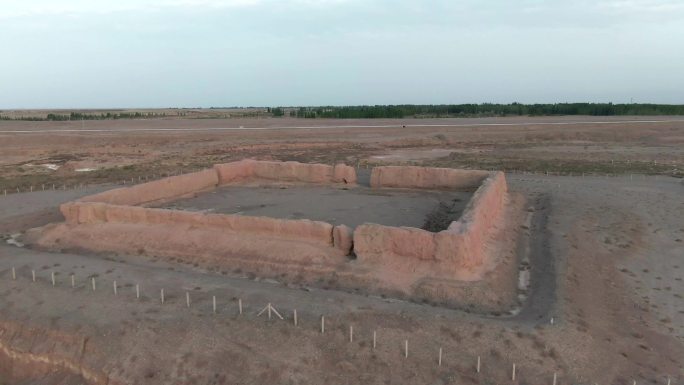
[
  {"left": 28, "top": 160, "right": 514, "bottom": 310},
  {"left": 357, "top": 166, "right": 507, "bottom": 276}
]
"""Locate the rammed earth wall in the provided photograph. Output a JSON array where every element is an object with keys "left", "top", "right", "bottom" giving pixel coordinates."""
[{"left": 30, "top": 161, "right": 513, "bottom": 309}]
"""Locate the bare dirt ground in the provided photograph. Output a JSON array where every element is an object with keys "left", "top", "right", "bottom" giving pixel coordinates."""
[
  {"left": 0, "top": 115, "right": 683, "bottom": 384},
  {"left": 160, "top": 183, "right": 472, "bottom": 230},
  {"left": 1, "top": 116, "right": 683, "bottom": 193}
]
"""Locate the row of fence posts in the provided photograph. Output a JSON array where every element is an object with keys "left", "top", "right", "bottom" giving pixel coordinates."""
[
  {"left": 0, "top": 168, "right": 206, "bottom": 197},
  {"left": 3, "top": 182, "right": 87, "bottom": 196},
  {"left": 5, "top": 266, "right": 505, "bottom": 375},
  {"left": 356, "top": 161, "right": 678, "bottom": 179},
  {"left": 4, "top": 266, "right": 677, "bottom": 385}
]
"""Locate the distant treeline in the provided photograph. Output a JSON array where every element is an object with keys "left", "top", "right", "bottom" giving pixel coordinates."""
[
  {"left": 3, "top": 103, "right": 684, "bottom": 121},
  {"left": 286, "top": 103, "right": 684, "bottom": 119},
  {"left": 0, "top": 112, "right": 168, "bottom": 121}
]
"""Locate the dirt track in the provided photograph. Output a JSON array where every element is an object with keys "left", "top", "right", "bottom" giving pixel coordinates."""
[{"left": 0, "top": 116, "right": 683, "bottom": 384}]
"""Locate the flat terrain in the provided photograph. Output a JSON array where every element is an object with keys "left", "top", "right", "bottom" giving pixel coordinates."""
[
  {"left": 0, "top": 115, "right": 683, "bottom": 384},
  {"left": 161, "top": 184, "right": 471, "bottom": 229},
  {"left": 2, "top": 116, "right": 683, "bottom": 193}
]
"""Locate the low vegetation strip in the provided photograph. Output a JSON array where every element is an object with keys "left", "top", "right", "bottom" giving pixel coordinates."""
[
  {"left": 3, "top": 103, "right": 684, "bottom": 121},
  {"left": 285, "top": 103, "right": 684, "bottom": 119}
]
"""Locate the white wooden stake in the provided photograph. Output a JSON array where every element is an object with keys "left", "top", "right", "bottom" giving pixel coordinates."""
[
  {"left": 160, "top": 288, "right": 164, "bottom": 304},
  {"left": 212, "top": 295, "right": 217, "bottom": 313},
  {"left": 274, "top": 306, "right": 283, "bottom": 319},
  {"left": 512, "top": 363, "right": 516, "bottom": 381},
  {"left": 293, "top": 309, "right": 298, "bottom": 326},
  {"left": 113, "top": 281, "right": 117, "bottom": 295},
  {"left": 321, "top": 316, "right": 325, "bottom": 333},
  {"left": 71, "top": 275, "right": 75, "bottom": 288},
  {"left": 238, "top": 298, "right": 243, "bottom": 315},
  {"left": 51, "top": 272, "right": 55, "bottom": 286},
  {"left": 404, "top": 340, "right": 408, "bottom": 359},
  {"left": 477, "top": 356, "right": 481, "bottom": 373},
  {"left": 11, "top": 267, "right": 15, "bottom": 280},
  {"left": 32, "top": 270, "right": 35, "bottom": 282},
  {"left": 136, "top": 284, "right": 140, "bottom": 299},
  {"left": 438, "top": 347, "right": 442, "bottom": 366},
  {"left": 257, "top": 303, "right": 284, "bottom": 320},
  {"left": 186, "top": 292, "right": 190, "bottom": 307},
  {"left": 349, "top": 325, "right": 353, "bottom": 342},
  {"left": 554, "top": 372, "right": 558, "bottom": 385},
  {"left": 373, "top": 330, "right": 377, "bottom": 349},
  {"left": 667, "top": 378, "right": 670, "bottom": 385},
  {"left": 91, "top": 277, "right": 96, "bottom": 291}
]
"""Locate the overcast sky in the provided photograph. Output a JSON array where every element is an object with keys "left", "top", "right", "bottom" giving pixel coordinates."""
[{"left": 1, "top": 0, "right": 683, "bottom": 108}]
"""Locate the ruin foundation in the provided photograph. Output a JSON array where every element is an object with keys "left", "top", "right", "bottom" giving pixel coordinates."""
[{"left": 25, "top": 160, "right": 525, "bottom": 312}]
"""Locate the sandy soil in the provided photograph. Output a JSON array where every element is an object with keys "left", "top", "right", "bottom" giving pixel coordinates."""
[
  {"left": 1, "top": 116, "right": 683, "bottom": 193},
  {"left": 1, "top": 174, "right": 682, "bottom": 384},
  {"left": 0, "top": 116, "right": 683, "bottom": 384}
]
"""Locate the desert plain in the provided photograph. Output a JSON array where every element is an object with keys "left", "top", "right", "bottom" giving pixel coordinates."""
[{"left": 0, "top": 114, "right": 683, "bottom": 384}]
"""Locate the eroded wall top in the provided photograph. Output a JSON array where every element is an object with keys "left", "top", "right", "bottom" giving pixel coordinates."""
[{"left": 370, "top": 166, "right": 489, "bottom": 190}]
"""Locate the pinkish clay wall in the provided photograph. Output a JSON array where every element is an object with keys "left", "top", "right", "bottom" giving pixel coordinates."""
[
  {"left": 61, "top": 202, "right": 336, "bottom": 248},
  {"left": 252, "top": 161, "right": 333, "bottom": 183},
  {"left": 213, "top": 160, "right": 256, "bottom": 184},
  {"left": 78, "top": 160, "right": 356, "bottom": 208},
  {"left": 354, "top": 171, "right": 507, "bottom": 276},
  {"left": 79, "top": 169, "right": 219, "bottom": 206},
  {"left": 213, "top": 160, "right": 356, "bottom": 185},
  {"left": 332, "top": 224, "right": 353, "bottom": 255},
  {"left": 60, "top": 160, "right": 359, "bottom": 259},
  {"left": 332, "top": 164, "right": 357, "bottom": 184},
  {"left": 370, "top": 166, "right": 488, "bottom": 190}
]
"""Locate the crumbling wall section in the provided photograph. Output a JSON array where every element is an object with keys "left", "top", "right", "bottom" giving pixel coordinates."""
[
  {"left": 60, "top": 202, "right": 336, "bottom": 248},
  {"left": 213, "top": 159, "right": 257, "bottom": 184},
  {"left": 79, "top": 169, "right": 219, "bottom": 206},
  {"left": 370, "top": 166, "right": 488, "bottom": 190},
  {"left": 436, "top": 171, "right": 508, "bottom": 269},
  {"left": 214, "top": 160, "right": 357, "bottom": 185},
  {"left": 59, "top": 160, "right": 359, "bottom": 261},
  {"left": 354, "top": 171, "right": 508, "bottom": 276},
  {"left": 77, "top": 160, "right": 357, "bottom": 207}
]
